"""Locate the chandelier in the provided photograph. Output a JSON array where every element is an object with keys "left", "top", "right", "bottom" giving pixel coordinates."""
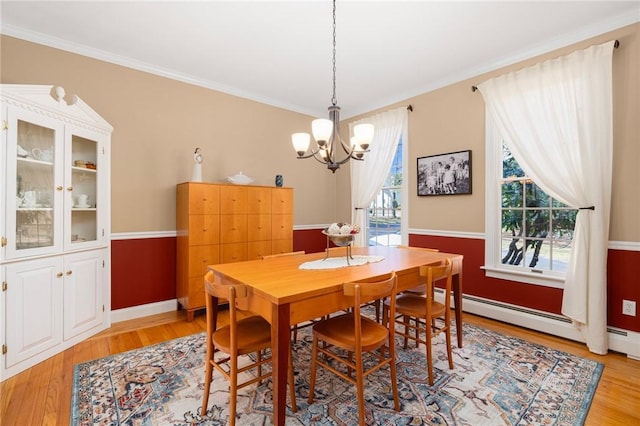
[{"left": 291, "top": 0, "right": 374, "bottom": 173}]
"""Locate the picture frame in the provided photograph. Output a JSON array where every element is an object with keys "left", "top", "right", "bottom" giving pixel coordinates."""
[{"left": 417, "top": 150, "right": 472, "bottom": 196}]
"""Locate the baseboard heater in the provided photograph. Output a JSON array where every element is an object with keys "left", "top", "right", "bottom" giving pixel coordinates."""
[{"left": 434, "top": 289, "right": 640, "bottom": 359}]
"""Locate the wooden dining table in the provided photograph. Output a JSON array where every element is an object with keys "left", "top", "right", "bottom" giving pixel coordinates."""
[{"left": 208, "top": 245, "right": 463, "bottom": 426}]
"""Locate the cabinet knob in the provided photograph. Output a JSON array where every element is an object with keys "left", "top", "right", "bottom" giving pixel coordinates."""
[
  {"left": 56, "top": 272, "right": 63, "bottom": 278},
  {"left": 66, "top": 186, "right": 73, "bottom": 191},
  {"left": 66, "top": 270, "right": 73, "bottom": 275},
  {"left": 56, "top": 186, "right": 63, "bottom": 191}
]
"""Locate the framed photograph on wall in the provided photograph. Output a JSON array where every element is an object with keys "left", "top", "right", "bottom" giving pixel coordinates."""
[{"left": 417, "top": 150, "right": 472, "bottom": 196}]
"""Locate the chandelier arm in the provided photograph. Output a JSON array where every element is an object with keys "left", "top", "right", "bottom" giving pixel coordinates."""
[
  {"left": 338, "top": 135, "right": 353, "bottom": 155},
  {"left": 296, "top": 146, "right": 325, "bottom": 160},
  {"left": 335, "top": 151, "right": 363, "bottom": 166}
]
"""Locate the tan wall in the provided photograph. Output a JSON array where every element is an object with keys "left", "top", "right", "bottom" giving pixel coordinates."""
[
  {"left": 3, "top": 22, "right": 638, "bottom": 241},
  {"left": 340, "top": 23, "right": 640, "bottom": 242},
  {"left": 1, "top": 35, "right": 341, "bottom": 232}
]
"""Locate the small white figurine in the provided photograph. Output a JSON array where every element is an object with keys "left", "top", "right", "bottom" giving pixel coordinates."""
[{"left": 192, "top": 148, "right": 203, "bottom": 182}]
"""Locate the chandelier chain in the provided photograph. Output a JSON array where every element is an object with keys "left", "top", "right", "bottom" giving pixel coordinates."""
[
  {"left": 291, "top": 0, "right": 372, "bottom": 173},
  {"left": 331, "top": 0, "right": 337, "bottom": 106}
]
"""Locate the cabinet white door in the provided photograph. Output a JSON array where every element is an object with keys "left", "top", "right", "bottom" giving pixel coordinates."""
[
  {"left": 5, "top": 106, "right": 64, "bottom": 260},
  {"left": 4, "top": 257, "right": 64, "bottom": 368},
  {"left": 63, "top": 249, "right": 105, "bottom": 340},
  {"left": 64, "top": 125, "right": 106, "bottom": 251}
]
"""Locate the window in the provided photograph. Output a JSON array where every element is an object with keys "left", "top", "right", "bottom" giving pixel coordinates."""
[
  {"left": 367, "top": 138, "right": 405, "bottom": 246},
  {"left": 485, "top": 120, "right": 577, "bottom": 288}
]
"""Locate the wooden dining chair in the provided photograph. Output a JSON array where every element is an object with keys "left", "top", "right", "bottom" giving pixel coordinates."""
[
  {"left": 383, "top": 258, "right": 454, "bottom": 386},
  {"left": 201, "top": 271, "right": 297, "bottom": 425},
  {"left": 307, "top": 271, "right": 400, "bottom": 426},
  {"left": 359, "top": 245, "right": 440, "bottom": 323},
  {"left": 395, "top": 245, "right": 440, "bottom": 295},
  {"left": 323, "top": 246, "right": 383, "bottom": 321}
]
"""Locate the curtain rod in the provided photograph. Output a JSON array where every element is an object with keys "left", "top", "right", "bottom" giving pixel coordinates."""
[{"left": 470, "top": 39, "right": 620, "bottom": 92}]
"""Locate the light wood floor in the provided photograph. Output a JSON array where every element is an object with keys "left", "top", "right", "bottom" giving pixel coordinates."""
[{"left": 1, "top": 309, "right": 638, "bottom": 425}]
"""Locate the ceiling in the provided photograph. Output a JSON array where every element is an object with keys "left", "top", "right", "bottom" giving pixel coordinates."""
[{"left": 1, "top": 1, "right": 639, "bottom": 119}]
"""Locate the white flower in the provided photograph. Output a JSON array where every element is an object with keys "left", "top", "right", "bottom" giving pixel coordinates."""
[
  {"left": 340, "top": 225, "right": 352, "bottom": 235},
  {"left": 328, "top": 223, "right": 341, "bottom": 235}
]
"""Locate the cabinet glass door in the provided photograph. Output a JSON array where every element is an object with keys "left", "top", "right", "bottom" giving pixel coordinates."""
[
  {"left": 67, "top": 131, "right": 100, "bottom": 248},
  {"left": 10, "top": 115, "right": 63, "bottom": 257}
]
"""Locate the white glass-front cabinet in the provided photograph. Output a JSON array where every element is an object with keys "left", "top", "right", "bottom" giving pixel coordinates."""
[{"left": 1, "top": 85, "right": 112, "bottom": 381}]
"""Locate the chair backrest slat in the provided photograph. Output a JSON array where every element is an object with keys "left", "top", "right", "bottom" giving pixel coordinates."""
[
  {"left": 343, "top": 272, "right": 396, "bottom": 302},
  {"left": 419, "top": 258, "right": 453, "bottom": 309}
]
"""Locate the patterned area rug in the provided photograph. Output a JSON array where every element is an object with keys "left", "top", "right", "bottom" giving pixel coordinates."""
[{"left": 71, "top": 316, "right": 603, "bottom": 425}]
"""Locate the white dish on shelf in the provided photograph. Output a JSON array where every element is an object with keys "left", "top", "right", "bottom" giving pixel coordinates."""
[
  {"left": 227, "top": 172, "right": 254, "bottom": 185},
  {"left": 75, "top": 204, "right": 91, "bottom": 208}
]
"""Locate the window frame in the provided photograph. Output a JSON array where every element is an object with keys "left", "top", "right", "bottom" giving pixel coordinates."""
[
  {"left": 366, "top": 136, "right": 408, "bottom": 247},
  {"left": 484, "top": 117, "right": 566, "bottom": 289}
]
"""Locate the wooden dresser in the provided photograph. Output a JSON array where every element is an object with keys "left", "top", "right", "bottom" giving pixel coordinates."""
[{"left": 176, "top": 182, "right": 293, "bottom": 320}]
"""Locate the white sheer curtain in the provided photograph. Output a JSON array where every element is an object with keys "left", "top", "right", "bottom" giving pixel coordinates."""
[
  {"left": 478, "top": 40, "right": 615, "bottom": 354},
  {"left": 349, "top": 107, "right": 408, "bottom": 247}
]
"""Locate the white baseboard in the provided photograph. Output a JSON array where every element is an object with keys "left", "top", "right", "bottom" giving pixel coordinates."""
[
  {"left": 111, "top": 299, "right": 178, "bottom": 323},
  {"left": 436, "top": 291, "right": 640, "bottom": 359}
]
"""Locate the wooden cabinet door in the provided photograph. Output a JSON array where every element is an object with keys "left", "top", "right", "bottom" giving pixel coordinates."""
[
  {"left": 63, "top": 249, "right": 105, "bottom": 340},
  {"left": 188, "top": 184, "right": 220, "bottom": 215},
  {"left": 272, "top": 239, "right": 293, "bottom": 255},
  {"left": 220, "top": 242, "right": 247, "bottom": 263},
  {"left": 188, "top": 245, "right": 220, "bottom": 277},
  {"left": 272, "top": 214, "right": 293, "bottom": 240},
  {"left": 187, "top": 276, "right": 207, "bottom": 310},
  {"left": 220, "top": 215, "right": 248, "bottom": 243},
  {"left": 5, "top": 257, "right": 63, "bottom": 368},
  {"left": 272, "top": 187, "right": 293, "bottom": 214},
  {"left": 247, "top": 186, "right": 272, "bottom": 214},
  {"left": 247, "top": 214, "right": 271, "bottom": 241},
  {"left": 248, "top": 240, "right": 272, "bottom": 260},
  {"left": 188, "top": 214, "right": 220, "bottom": 246},
  {"left": 220, "top": 185, "right": 247, "bottom": 214}
]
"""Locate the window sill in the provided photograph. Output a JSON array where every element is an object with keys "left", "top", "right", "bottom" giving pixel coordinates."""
[{"left": 481, "top": 266, "right": 565, "bottom": 289}]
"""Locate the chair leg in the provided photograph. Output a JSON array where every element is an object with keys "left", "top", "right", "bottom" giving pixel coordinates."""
[
  {"left": 388, "top": 345, "right": 400, "bottom": 411},
  {"left": 229, "top": 356, "right": 238, "bottom": 426},
  {"left": 288, "top": 349, "right": 298, "bottom": 412},
  {"left": 201, "top": 359, "right": 213, "bottom": 416},
  {"left": 445, "top": 326, "right": 454, "bottom": 370},
  {"left": 355, "top": 354, "right": 366, "bottom": 426},
  {"left": 403, "top": 315, "right": 410, "bottom": 349},
  {"left": 257, "top": 350, "right": 263, "bottom": 384},
  {"left": 426, "top": 325, "right": 434, "bottom": 386},
  {"left": 292, "top": 324, "right": 298, "bottom": 343},
  {"left": 307, "top": 336, "right": 319, "bottom": 404}
]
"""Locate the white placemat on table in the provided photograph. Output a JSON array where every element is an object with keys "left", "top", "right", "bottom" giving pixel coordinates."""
[{"left": 299, "top": 255, "right": 385, "bottom": 270}]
